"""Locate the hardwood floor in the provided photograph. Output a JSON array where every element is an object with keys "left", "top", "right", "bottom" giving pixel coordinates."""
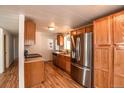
[
  {"left": 0, "top": 61, "right": 82, "bottom": 88},
  {"left": 0, "top": 61, "right": 19, "bottom": 88},
  {"left": 32, "top": 62, "right": 83, "bottom": 88}
]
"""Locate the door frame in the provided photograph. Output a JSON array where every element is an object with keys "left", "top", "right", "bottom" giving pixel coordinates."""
[{"left": 4, "top": 34, "right": 6, "bottom": 72}]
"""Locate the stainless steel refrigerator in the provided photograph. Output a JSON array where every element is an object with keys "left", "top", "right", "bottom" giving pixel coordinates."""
[{"left": 71, "top": 32, "right": 93, "bottom": 88}]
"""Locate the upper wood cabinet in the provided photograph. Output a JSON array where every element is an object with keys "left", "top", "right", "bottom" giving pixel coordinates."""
[
  {"left": 57, "top": 34, "right": 64, "bottom": 46},
  {"left": 71, "top": 30, "right": 77, "bottom": 36},
  {"left": 114, "top": 46, "right": 124, "bottom": 87},
  {"left": 113, "top": 11, "right": 124, "bottom": 45},
  {"left": 94, "top": 16, "right": 112, "bottom": 45},
  {"left": 77, "top": 28, "right": 85, "bottom": 35},
  {"left": 85, "top": 25, "right": 93, "bottom": 32},
  {"left": 24, "top": 20, "right": 36, "bottom": 45},
  {"left": 94, "top": 46, "right": 113, "bottom": 88}
]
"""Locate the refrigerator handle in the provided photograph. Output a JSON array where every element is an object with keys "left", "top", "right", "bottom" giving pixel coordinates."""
[
  {"left": 76, "top": 37, "right": 81, "bottom": 62},
  {"left": 82, "top": 69, "right": 86, "bottom": 85},
  {"left": 79, "top": 37, "right": 81, "bottom": 61}
]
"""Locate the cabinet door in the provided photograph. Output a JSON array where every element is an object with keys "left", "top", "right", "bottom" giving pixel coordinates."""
[
  {"left": 113, "top": 11, "right": 124, "bottom": 45},
  {"left": 57, "top": 34, "right": 64, "bottom": 46},
  {"left": 60, "top": 55, "right": 66, "bottom": 70},
  {"left": 30, "top": 61, "right": 45, "bottom": 87},
  {"left": 94, "top": 69, "right": 109, "bottom": 88},
  {"left": 85, "top": 25, "right": 93, "bottom": 32},
  {"left": 24, "top": 63, "right": 31, "bottom": 88},
  {"left": 25, "top": 20, "right": 36, "bottom": 45},
  {"left": 77, "top": 28, "right": 85, "bottom": 35},
  {"left": 94, "top": 46, "right": 113, "bottom": 88},
  {"left": 71, "top": 30, "right": 77, "bottom": 36},
  {"left": 114, "top": 46, "right": 124, "bottom": 87},
  {"left": 66, "top": 57, "right": 71, "bottom": 74},
  {"left": 94, "top": 16, "right": 112, "bottom": 45}
]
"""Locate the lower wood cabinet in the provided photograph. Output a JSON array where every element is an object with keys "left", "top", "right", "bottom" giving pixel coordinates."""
[
  {"left": 94, "top": 69, "right": 109, "bottom": 88},
  {"left": 53, "top": 53, "right": 71, "bottom": 74},
  {"left": 114, "top": 46, "right": 124, "bottom": 87},
  {"left": 58, "top": 54, "right": 66, "bottom": 70},
  {"left": 94, "top": 45, "right": 124, "bottom": 88},
  {"left": 66, "top": 56, "right": 71, "bottom": 74},
  {"left": 24, "top": 61, "right": 45, "bottom": 88},
  {"left": 94, "top": 46, "right": 113, "bottom": 88}
]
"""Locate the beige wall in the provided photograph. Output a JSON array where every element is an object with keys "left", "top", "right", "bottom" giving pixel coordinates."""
[
  {"left": 25, "top": 31, "right": 56, "bottom": 61},
  {"left": 0, "top": 28, "right": 15, "bottom": 73},
  {"left": 13, "top": 36, "right": 18, "bottom": 59},
  {"left": 0, "top": 28, "right": 4, "bottom": 73},
  {"left": 3, "top": 29, "right": 15, "bottom": 68}
]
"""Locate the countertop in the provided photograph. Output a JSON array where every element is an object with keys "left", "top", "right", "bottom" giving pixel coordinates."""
[
  {"left": 25, "top": 57, "right": 45, "bottom": 63},
  {"left": 53, "top": 51, "right": 71, "bottom": 57}
]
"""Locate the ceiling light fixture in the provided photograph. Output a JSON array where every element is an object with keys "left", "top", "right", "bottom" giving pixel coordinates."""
[{"left": 48, "top": 26, "right": 55, "bottom": 31}]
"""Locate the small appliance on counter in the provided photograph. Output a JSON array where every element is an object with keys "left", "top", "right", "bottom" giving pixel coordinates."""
[
  {"left": 24, "top": 49, "right": 28, "bottom": 58},
  {"left": 71, "top": 32, "right": 93, "bottom": 88},
  {"left": 24, "top": 49, "right": 42, "bottom": 58}
]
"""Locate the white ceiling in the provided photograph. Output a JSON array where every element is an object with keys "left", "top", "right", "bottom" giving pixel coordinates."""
[{"left": 0, "top": 5, "right": 124, "bottom": 34}]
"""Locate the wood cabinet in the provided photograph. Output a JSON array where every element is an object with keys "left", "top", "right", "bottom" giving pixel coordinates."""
[
  {"left": 112, "top": 11, "right": 124, "bottom": 87},
  {"left": 52, "top": 53, "right": 71, "bottom": 74},
  {"left": 65, "top": 56, "right": 71, "bottom": 74},
  {"left": 114, "top": 46, "right": 124, "bottom": 87},
  {"left": 94, "top": 10, "right": 124, "bottom": 88},
  {"left": 113, "top": 11, "right": 124, "bottom": 45},
  {"left": 93, "top": 16, "right": 113, "bottom": 88},
  {"left": 94, "top": 46, "right": 113, "bottom": 88},
  {"left": 94, "top": 16, "right": 112, "bottom": 45},
  {"left": 71, "top": 24, "right": 93, "bottom": 36},
  {"left": 24, "top": 20, "right": 36, "bottom": 45},
  {"left": 57, "top": 34, "right": 64, "bottom": 46},
  {"left": 24, "top": 60, "right": 45, "bottom": 88},
  {"left": 85, "top": 25, "right": 93, "bottom": 32},
  {"left": 52, "top": 53, "right": 57, "bottom": 65},
  {"left": 77, "top": 28, "right": 85, "bottom": 35},
  {"left": 71, "top": 30, "right": 77, "bottom": 36},
  {"left": 58, "top": 54, "right": 66, "bottom": 70}
]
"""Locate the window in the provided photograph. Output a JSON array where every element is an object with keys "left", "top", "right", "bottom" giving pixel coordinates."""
[{"left": 64, "top": 34, "right": 70, "bottom": 50}]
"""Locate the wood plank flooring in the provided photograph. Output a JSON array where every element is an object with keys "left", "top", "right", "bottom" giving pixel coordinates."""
[
  {"left": 32, "top": 62, "right": 83, "bottom": 88},
  {"left": 0, "top": 61, "right": 19, "bottom": 88},
  {"left": 0, "top": 61, "right": 83, "bottom": 88}
]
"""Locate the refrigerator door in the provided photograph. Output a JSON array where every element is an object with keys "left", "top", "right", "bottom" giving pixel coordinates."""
[
  {"left": 71, "top": 63, "right": 91, "bottom": 87},
  {"left": 76, "top": 37, "right": 81, "bottom": 62},
  {"left": 75, "top": 34, "right": 84, "bottom": 66},
  {"left": 71, "top": 36, "right": 76, "bottom": 63},
  {"left": 83, "top": 32, "right": 92, "bottom": 68},
  {"left": 82, "top": 67, "right": 91, "bottom": 87},
  {"left": 71, "top": 63, "right": 83, "bottom": 84}
]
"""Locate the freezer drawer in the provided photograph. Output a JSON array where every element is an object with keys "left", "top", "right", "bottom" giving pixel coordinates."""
[{"left": 71, "top": 63, "right": 91, "bottom": 87}]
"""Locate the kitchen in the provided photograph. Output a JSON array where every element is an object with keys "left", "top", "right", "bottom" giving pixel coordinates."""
[{"left": 0, "top": 5, "right": 124, "bottom": 88}]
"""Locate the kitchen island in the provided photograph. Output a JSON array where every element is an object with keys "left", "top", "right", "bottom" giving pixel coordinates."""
[{"left": 24, "top": 57, "right": 45, "bottom": 88}]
